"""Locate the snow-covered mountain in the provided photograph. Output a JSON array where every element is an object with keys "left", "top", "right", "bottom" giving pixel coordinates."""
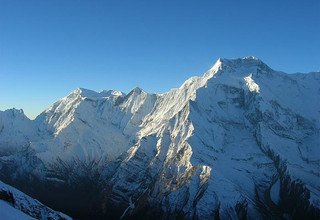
[
  {"left": 0, "top": 57, "right": 319, "bottom": 219},
  {"left": 0, "top": 180, "right": 71, "bottom": 220}
]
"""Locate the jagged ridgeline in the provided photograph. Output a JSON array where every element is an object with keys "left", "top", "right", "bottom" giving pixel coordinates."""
[{"left": 0, "top": 57, "right": 319, "bottom": 219}]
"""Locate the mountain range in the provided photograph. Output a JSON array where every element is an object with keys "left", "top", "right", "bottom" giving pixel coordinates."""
[{"left": 0, "top": 57, "right": 319, "bottom": 219}]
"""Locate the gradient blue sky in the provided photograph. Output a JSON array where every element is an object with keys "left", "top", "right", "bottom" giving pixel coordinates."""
[{"left": 0, "top": 0, "right": 319, "bottom": 119}]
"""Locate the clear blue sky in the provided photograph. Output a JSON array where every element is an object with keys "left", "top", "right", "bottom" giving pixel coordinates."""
[{"left": 0, "top": 0, "right": 319, "bottom": 119}]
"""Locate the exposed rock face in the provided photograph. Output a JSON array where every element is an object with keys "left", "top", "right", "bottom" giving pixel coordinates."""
[{"left": 0, "top": 57, "right": 319, "bottom": 219}]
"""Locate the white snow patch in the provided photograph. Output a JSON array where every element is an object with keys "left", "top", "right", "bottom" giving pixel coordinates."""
[{"left": 244, "top": 74, "right": 260, "bottom": 93}]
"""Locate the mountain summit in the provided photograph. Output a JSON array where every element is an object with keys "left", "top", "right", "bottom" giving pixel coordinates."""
[{"left": 0, "top": 57, "right": 319, "bottom": 219}]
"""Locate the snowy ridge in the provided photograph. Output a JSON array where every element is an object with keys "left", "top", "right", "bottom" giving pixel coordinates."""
[
  {"left": 0, "top": 180, "right": 71, "bottom": 220},
  {"left": 0, "top": 57, "right": 319, "bottom": 219}
]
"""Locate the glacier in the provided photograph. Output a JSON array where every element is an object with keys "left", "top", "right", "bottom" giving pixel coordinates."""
[{"left": 0, "top": 57, "right": 319, "bottom": 219}]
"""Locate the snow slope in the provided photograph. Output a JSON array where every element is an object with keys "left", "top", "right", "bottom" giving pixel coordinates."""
[
  {"left": 0, "top": 56, "right": 319, "bottom": 219},
  {"left": 0, "top": 181, "right": 71, "bottom": 220}
]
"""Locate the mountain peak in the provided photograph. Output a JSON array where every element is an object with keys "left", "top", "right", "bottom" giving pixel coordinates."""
[
  {"left": 219, "top": 56, "right": 260, "bottom": 61},
  {"left": 243, "top": 55, "right": 259, "bottom": 60},
  {"left": 73, "top": 87, "right": 98, "bottom": 97},
  {"left": 0, "top": 108, "right": 26, "bottom": 119},
  {"left": 100, "top": 89, "right": 125, "bottom": 97},
  {"left": 130, "top": 87, "right": 145, "bottom": 94},
  {"left": 204, "top": 56, "right": 272, "bottom": 80},
  {"left": 218, "top": 56, "right": 269, "bottom": 69}
]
